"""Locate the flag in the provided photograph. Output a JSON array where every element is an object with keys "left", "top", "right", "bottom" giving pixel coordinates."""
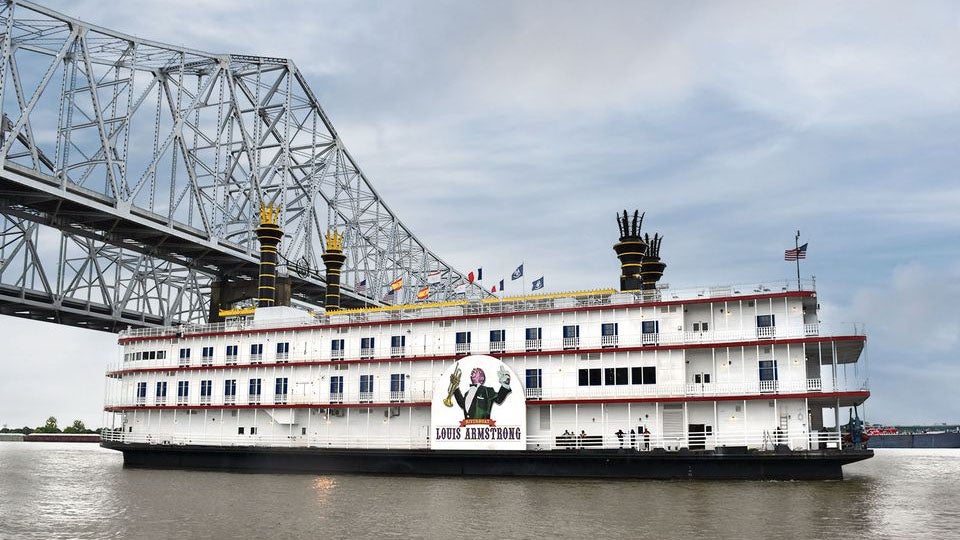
[
  {"left": 476, "top": 267, "right": 483, "bottom": 280},
  {"left": 467, "top": 271, "right": 475, "bottom": 283},
  {"left": 511, "top": 264, "right": 524, "bottom": 280},
  {"left": 417, "top": 286, "right": 430, "bottom": 300},
  {"left": 391, "top": 277, "right": 404, "bottom": 291},
  {"left": 491, "top": 284, "right": 497, "bottom": 293},
  {"left": 427, "top": 270, "right": 442, "bottom": 284},
  {"left": 355, "top": 279, "right": 367, "bottom": 294},
  {"left": 532, "top": 277, "right": 544, "bottom": 291},
  {"left": 382, "top": 289, "right": 395, "bottom": 303},
  {"left": 499, "top": 279, "right": 504, "bottom": 291},
  {"left": 784, "top": 243, "right": 808, "bottom": 261},
  {"left": 454, "top": 281, "right": 467, "bottom": 294}
]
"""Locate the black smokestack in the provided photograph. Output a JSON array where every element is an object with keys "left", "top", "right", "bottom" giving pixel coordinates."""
[
  {"left": 255, "top": 204, "right": 283, "bottom": 307},
  {"left": 613, "top": 210, "right": 647, "bottom": 292},
  {"left": 321, "top": 230, "right": 346, "bottom": 310}
]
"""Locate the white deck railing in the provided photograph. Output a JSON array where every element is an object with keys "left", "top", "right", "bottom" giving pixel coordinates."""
[
  {"left": 100, "top": 427, "right": 843, "bottom": 453},
  {"left": 110, "top": 322, "right": 862, "bottom": 373},
  {"left": 107, "top": 378, "right": 842, "bottom": 409}
]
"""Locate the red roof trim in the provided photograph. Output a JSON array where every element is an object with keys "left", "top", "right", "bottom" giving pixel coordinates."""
[
  {"left": 118, "top": 290, "right": 815, "bottom": 344},
  {"left": 103, "top": 390, "right": 869, "bottom": 413},
  {"left": 108, "top": 334, "right": 864, "bottom": 377}
]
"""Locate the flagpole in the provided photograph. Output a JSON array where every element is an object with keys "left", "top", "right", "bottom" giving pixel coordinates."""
[{"left": 795, "top": 229, "right": 801, "bottom": 291}]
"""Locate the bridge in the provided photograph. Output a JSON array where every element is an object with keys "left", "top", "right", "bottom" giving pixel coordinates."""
[{"left": 0, "top": 0, "right": 486, "bottom": 332}]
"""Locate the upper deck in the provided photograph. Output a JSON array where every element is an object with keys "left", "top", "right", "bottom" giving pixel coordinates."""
[{"left": 119, "top": 278, "right": 822, "bottom": 343}]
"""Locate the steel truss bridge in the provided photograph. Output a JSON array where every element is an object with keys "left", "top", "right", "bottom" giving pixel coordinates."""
[{"left": 0, "top": 1, "right": 485, "bottom": 331}]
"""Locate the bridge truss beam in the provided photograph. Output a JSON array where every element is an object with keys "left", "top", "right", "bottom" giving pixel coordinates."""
[{"left": 0, "top": 0, "right": 485, "bottom": 329}]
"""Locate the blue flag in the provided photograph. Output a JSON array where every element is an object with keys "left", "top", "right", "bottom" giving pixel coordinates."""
[
  {"left": 532, "top": 277, "right": 544, "bottom": 291},
  {"left": 499, "top": 279, "right": 504, "bottom": 291},
  {"left": 511, "top": 264, "right": 524, "bottom": 280}
]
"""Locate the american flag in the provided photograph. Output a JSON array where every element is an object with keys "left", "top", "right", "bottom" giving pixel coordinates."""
[
  {"left": 784, "top": 243, "right": 808, "bottom": 261},
  {"left": 355, "top": 279, "right": 367, "bottom": 293}
]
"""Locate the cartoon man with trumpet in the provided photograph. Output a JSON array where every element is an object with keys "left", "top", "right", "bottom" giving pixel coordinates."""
[{"left": 443, "top": 362, "right": 512, "bottom": 420}]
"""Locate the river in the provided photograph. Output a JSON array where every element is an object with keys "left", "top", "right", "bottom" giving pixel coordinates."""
[{"left": 0, "top": 444, "right": 956, "bottom": 539}]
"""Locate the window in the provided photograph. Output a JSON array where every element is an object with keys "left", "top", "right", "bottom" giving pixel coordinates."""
[
  {"left": 275, "top": 377, "right": 288, "bottom": 395},
  {"left": 757, "top": 315, "right": 776, "bottom": 338},
  {"left": 156, "top": 381, "right": 167, "bottom": 398},
  {"left": 601, "top": 322, "right": 619, "bottom": 347},
  {"left": 562, "top": 325, "right": 580, "bottom": 349},
  {"left": 692, "top": 322, "right": 709, "bottom": 332},
  {"left": 759, "top": 360, "right": 778, "bottom": 382},
  {"left": 641, "top": 320, "right": 659, "bottom": 345},
  {"left": 226, "top": 345, "right": 238, "bottom": 364},
  {"left": 455, "top": 331, "right": 472, "bottom": 354},
  {"left": 331, "top": 339, "right": 345, "bottom": 359},
  {"left": 276, "top": 342, "right": 290, "bottom": 361},
  {"left": 390, "top": 373, "right": 405, "bottom": 393},
  {"left": 359, "top": 374, "right": 374, "bottom": 393},
  {"left": 200, "top": 380, "right": 212, "bottom": 403},
  {"left": 330, "top": 375, "right": 344, "bottom": 399},
  {"left": 248, "top": 378, "right": 262, "bottom": 402},
  {"left": 201, "top": 346, "right": 214, "bottom": 365},
  {"left": 525, "top": 327, "right": 542, "bottom": 351},
  {"left": 525, "top": 369, "right": 543, "bottom": 399},
  {"left": 250, "top": 427, "right": 257, "bottom": 435},
  {"left": 178, "top": 348, "right": 191, "bottom": 365},
  {"left": 177, "top": 381, "right": 189, "bottom": 403},
  {"left": 224, "top": 379, "right": 237, "bottom": 397},
  {"left": 604, "top": 367, "right": 629, "bottom": 385},
  {"left": 489, "top": 329, "right": 506, "bottom": 353},
  {"left": 578, "top": 368, "right": 602, "bottom": 386},
  {"left": 360, "top": 337, "right": 375, "bottom": 359},
  {"left": 250, "top": 343, "right": 263, "bottom": 363},
  {"left": 391, "top": 335, "right": 406, "bottom": 357},
  {"left": 238, "top": 427, "right": 244, "bottom": 435},
  {"left": 631, "top": 366, "right": 657, "bottom": 385},
  {"left": 136, "top": 382, "right": 147, "bottom": 401}
]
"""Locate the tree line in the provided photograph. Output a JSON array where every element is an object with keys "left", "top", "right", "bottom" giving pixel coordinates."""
[{"left": 0, "top": 416, "right": 100, "bottom": 435}]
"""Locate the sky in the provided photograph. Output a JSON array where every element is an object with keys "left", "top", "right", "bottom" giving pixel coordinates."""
[{"left": 0, "top": 0, "right": 957, "bottom": 429}]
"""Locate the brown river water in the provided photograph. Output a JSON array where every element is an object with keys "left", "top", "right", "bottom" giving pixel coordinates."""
[{"left": 0, "top": 443, "right": 957, "bottom": 539}]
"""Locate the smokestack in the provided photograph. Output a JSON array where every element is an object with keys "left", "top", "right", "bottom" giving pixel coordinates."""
[
  {"left": 321, "top": 229, "right": 346, "bottom": 310},
  {"left": 256, "top": 204, "right": 283, "bottom": 308},
  {"left": 613, "top": 210, "right": 648, "bottom": 292},
  {"left": 640, "top": 232, "right": 666, "bottom": 290}
]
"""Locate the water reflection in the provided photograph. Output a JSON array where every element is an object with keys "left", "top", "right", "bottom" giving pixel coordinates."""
[{"left": 0, "top": 445, "right": 956, "bottom": 539}]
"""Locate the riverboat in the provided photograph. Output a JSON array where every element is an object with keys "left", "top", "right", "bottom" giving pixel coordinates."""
[{"left": 101, "top": 209, "right": 872, "bottom": 479}]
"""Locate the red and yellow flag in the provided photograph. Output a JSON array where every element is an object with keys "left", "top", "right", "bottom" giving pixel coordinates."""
[
  {"left": 417, "top": 286, "right": 430, "bottom": 300},
  {"left": 390, "top": 277, "right": 404, "bottom": 291}
]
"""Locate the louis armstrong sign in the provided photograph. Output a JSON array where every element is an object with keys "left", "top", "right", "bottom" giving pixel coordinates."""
[{"left": 430, "top": 354, "right": 526, "bottom": 450}]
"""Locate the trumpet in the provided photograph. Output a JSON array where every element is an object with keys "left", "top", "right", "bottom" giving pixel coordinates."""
[{"left": 442, "top": 363, "right": 461, "bottom": 407}]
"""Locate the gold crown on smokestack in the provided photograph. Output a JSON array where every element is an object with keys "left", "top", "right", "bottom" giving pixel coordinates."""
[
  {"left": 259, "top": 203, "right": 281, "bottom": 226},
  {"left": 325, "top": 230, "right": 344, "bottom": 252}
]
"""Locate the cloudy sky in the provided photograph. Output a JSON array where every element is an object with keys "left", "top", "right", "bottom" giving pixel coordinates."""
[{"left": 0, "top": 0, "right": 957, "bottom": 429}]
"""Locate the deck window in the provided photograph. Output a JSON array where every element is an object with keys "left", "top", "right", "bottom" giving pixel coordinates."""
[
  {"left": 330, "top": 376, "right": 344, "bottom": 395},
  {"left": 275, "top": 377, "right": 288, "bottom": 395},
  {"left": 390, "top": 374, "right": 405, "bottom": 393},
  {"left": 248, "top": 378, "right": 262, "bottom": 397},
  {"left": 200, "top": 380, "right": 212, "bottom": 397},
  {"left": 359, "top": 374, "right": 374, "bottom": 394},
  {"left": 604, "top": 367, "right": 629, "bottom": 385},
  {"left": 136, "top": 382, "right": 147, "bottom": 398},
  {"left": 177, "top": 381, "right": 189, "bottom": 397},
  {"left": 631, "top": 366, "right": 657, "bottom": 385},
  {"left": 526, "top": 369, "right": 542, "bottom": 388},
  {"left": 578, "top": 368, "right": 602, "bottom": 386},
  {"left": 224, "top": 379, "right": 237, "bottom": 396},
  {"left": 759, "top": 360, "right": 778, "bottom": 381},
  {"left": 155, "top": 381, "right": 167, "bottom": 397}
]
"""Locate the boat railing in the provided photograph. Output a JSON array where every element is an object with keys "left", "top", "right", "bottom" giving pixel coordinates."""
[
  {"left": 100, "top": 428, "right": 842, "bottom": 452},
  {"left": 105, "top": 377, "right": 851, "bottom": 409},
  {"left": 108, "top": 322, "right": 863, "bottom": 374},
  {"left": 118, "top": 278, "right": 819, "bottom": 340}
]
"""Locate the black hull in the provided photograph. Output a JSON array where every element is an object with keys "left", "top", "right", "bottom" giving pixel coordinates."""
[{"left": 103, "top": 442, "right": 872, "bottom": 480}]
